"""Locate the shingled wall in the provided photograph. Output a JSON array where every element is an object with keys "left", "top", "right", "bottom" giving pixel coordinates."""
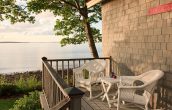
[
  {"left": 102, "top": 0, "right": 172, "bottom": 109},
  {"left": 102, "top": 0, "right": 172, "bottom": 75}
]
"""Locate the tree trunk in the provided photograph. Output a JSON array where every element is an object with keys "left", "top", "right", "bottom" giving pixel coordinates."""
[{"left": 82, "top": 7, "right": 99, "bottom": 58}]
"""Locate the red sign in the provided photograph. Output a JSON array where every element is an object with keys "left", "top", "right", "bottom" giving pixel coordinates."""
[{"left": 148, "top": 2, "right": 172, "bottom": 15}]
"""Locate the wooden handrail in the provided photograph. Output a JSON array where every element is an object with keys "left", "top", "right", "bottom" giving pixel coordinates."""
[
  {"left": 41, "top": 57, "right": 85, "bottom": 110},
  {"left": 46, "top": 57, "right": 110, "bottom": 61},
  {"left": 41, "top": 58, "right": 70, "bottom": 110},
  {"left": 42, "top": 60, "right": 69, "bottom": 96}
]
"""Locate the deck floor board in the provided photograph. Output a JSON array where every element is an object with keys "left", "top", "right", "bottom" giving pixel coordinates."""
[{"left": 80, "top": 87, "right": 142, "bottom": 110}]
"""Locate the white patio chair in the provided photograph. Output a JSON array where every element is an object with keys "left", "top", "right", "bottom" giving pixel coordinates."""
[
  {"left": 117, "top": 70, "right": 164, "bottom": 110},
  {"left": 73, "top": 59, "right": 106, "bottom": 99}
]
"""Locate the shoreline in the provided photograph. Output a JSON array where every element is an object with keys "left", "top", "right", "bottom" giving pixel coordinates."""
[
  {"left": 0, "top": 42, "right": 59, "bottom": 43},
  {"left": 0, "top": 70, "right": 42, "bottom": 83},
  {"left": 0, "top": 70, "right": 41, "bottom": 75}
]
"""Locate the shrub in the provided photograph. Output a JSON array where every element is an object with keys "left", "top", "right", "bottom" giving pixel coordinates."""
[
  {"left": 0, "top": 84, "right": 19, "bottom": 97},
  {"left": 26, "top": 75, "right": 42, "bottom": 91},
  {"left": 0, "top": 75, "right": 7, "bottom": 85},
  {"left": 15, "top": 75, "right": 42, "bottom": 93},
  {"left": 10, "top": 91, "right": 41, "bottom": 110},
  {"left": 0, "top": 74, "right": 42, "bottom": 97},
  {"left": 15, "top": 75, "right": 27, "bottom": 92}
]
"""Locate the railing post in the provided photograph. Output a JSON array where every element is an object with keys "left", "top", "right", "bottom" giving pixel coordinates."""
[
  {"left": 42, "top": 57, "right": 48, "bottom": 61},
  {"left": 65, "top": 87, "right": 85, "bottom": 110},
  {"left": 109, "top": 56, "right": 112, "bottom": 75}
]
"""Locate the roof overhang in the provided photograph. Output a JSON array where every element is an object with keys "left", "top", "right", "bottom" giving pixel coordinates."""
[{"left": 86, "top": 0, "right": 102, "bottom": 8}]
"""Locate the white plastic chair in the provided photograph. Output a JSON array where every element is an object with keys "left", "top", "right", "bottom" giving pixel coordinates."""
[
  {"left": 73, "top": 59, "right": 106, "bottom": 99},
  {"left": 117, "top": 70, "right": 164, "bottom": 110}
]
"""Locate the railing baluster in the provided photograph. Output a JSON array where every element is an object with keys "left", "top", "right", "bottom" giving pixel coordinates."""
[
  {"left": 109, "top": 57, "right": 112, "bottom": 75},
  {"left": 50, "top": 77, "right": 53, "bottom": 107},
  {"left": 84, "top": 59, "right": 86, "bottom": 64},
  {"left": 62, "top": 61, "right": 64, "bottom": 79},
  {"left": 52, "top": 80, "right": 56, "bottom": 106},
  {"left": 79, "top": 60, "right": 81, "bottom": 67},
  {"left": 50, "top": 60, "right": 52, "bottom": 66},
  {"left": 56, "top": 61, "right": 58, "bottom": 72},
  {"left": 48, "top": 74, "right": 51, "bottom": 107},
  {"left": 73, "top": 60, "right": 75, "bottom": 86},
  {"left": 42, "top": 63, "right": 45, "bottom": 91},
  {"left": 60, "top": 91, "right": 63, "bottom": 100},
  {"left": 67, "top": 61, "right": 69, "bottom": 85}
]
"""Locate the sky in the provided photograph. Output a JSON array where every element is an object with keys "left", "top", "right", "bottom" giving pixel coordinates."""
[
  {"left": 0, "top": 11, "right": 60, "bottom": 42},
  {"left": 0, "top": 0, "right": 60, "bottom": 42},
  {"left": 0, "top": 0, "right": 102, "bottom": 42}
]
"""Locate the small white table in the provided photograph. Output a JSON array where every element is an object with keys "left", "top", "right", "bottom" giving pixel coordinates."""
[{"left": 101, "top": 77, "right": 119, "bottom": 108}]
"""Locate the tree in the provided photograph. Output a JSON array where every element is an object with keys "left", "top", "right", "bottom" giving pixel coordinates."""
[
  {"left": 27, "top": 0, "right": 101, "bottom": 58},
  {"left": 0, "top": 0, "right": 101, "bottom": 58},
  {"left": 0, "top": 0, "right": 34, "bottom": 23}
]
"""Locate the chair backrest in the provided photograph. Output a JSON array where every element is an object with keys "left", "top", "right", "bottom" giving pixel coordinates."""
[
  {"left": 85, "top": 59, "right": 106, "bottom": 73},
  {"left": 139, "top": 70, "right": 164, "bottom": 84}
]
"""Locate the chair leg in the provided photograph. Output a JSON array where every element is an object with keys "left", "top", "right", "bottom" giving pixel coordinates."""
[
  {"left": 117, "top": 98, "right": 120, "bottom": 110},
  {"left": 117, "top": 89, "right": 120, "bottom": 110},
  {"left": 90, "top": 86, "right": 92, "bottom": 99},
  {"left": 90, "top": 91, "right": 92, "bottom": 99},
  {"left": 145, "top": 104, "right": 148, "bottom": 110}
]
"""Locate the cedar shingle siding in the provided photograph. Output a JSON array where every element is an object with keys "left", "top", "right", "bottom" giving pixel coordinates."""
[
  {"left": 102, "top": 1, "right": 172, "bottom": 108},
  {"left": 102, "top": 0, "right": 172, "bottom": 75}
]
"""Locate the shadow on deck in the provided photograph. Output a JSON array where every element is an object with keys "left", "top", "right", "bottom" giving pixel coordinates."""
[{"left": 80, "top": 87, "right": 142, "bottom": 110}]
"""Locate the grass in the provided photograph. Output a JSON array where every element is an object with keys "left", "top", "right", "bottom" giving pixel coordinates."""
[
  {"left": 0, "top": 98, "right": 17, "bottom": 110},
  {"left": 0, "top": 72, "right": 42, "bottom": 110}
]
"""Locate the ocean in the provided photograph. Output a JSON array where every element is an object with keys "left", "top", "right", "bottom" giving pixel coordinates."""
[{"left": 0, "top": 42, "right": 102, "bottom": 74}]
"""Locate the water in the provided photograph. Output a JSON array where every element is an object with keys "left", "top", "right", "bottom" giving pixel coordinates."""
[{"left": 0, "top": 42, "right": 102, "bottom": 74}]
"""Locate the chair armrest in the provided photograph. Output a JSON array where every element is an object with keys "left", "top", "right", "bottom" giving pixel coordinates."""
[
  {"left": 118, "top": 85, "right": 145, "bottom": 89},
  {"left": 120, "top": 76, "right": 139, "bottom": 80},
  {"left": 118, "top": 80, "right": 150, "bottom": 89}
]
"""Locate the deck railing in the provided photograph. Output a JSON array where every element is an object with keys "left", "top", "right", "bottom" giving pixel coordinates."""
[
  {"left": 41, "top": 57, "right": 113, "bottom": 110},
  {"left": 41, "top": 57, "right": 70, "bottom": 110},
  {"left": 45, "top": 57, "right": 113, "bottom": 86}
]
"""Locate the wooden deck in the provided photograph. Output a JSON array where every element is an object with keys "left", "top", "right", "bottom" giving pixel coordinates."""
[
  {"left": 80, "top": 87, "right": 142, "bottom": 110},
  {"left": 41, "top": 57, "right": 172, "bottom": 110}
]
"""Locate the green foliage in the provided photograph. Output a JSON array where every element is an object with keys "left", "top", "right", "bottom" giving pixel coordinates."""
[
  {"left": 27, "top": 0, "right": 102, "bottom": 46},
  {"left": 10, "top": 91, "right": 41, "bottom": 110},
  {"left": 0, "top": 84, "right": 20, "bottom": 97},
  {"left": 0, "top": 0, "right": 35, "bottom": 23},
  {"left": 0, "top": 74, "right": 41, "bottom": 97},
  {"left": 0, "top": 98, "right": 17, "bottom": 110},
  {"left": 26, "top": 75, "right": 41, "bottom": 90},
  {"left": 0, "top": 75, "right": 7, "bottom": 84},
  {"left": 15, "top": 75, "right": 27, "bottom": 91},
  {"left": 15, "top": 75, "right": 41, "bottom": 92},
  {"left": 1, "top": 0, "right": 101, "bottom": 56}
]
